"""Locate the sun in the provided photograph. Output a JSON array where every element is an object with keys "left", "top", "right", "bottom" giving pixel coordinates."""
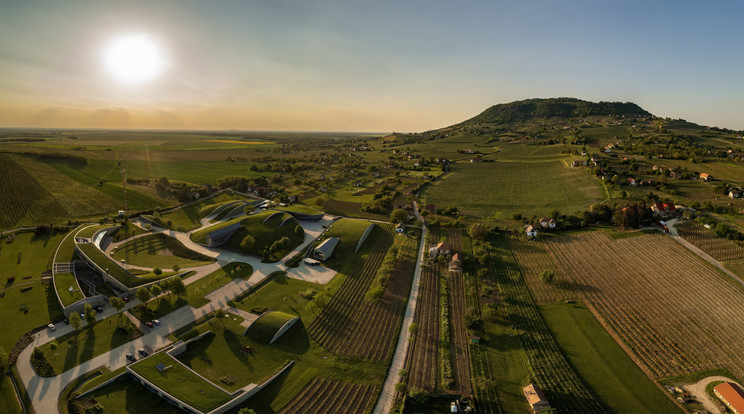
[{"left": 104, "top": 35, "right": 166, "bottom": 84}]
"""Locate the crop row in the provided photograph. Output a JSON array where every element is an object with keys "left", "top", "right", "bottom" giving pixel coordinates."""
[
  {"left": 546, "top": 231, "right": 744, "bottom": 381},
  {"left": 307, "top": 225, "right": 397, "bottom": 360},
  {"left": 676, "top": 221, "right": 744, "bottom": 261},
  {"left": 405, "top": 264, "right": 440, "bottom": 392},
  {"left": 445, "top": 228, "right": 473, "bottom": 396},
  {"left": 0, "top": 154, "right": 68, "bottom": 228},
  {"left": 278, "top": 377, "right": 375, "bottom": 414},
  {"left": 487, "top": 234, "right": 604, "bottom": 414},
  {"left": 509, "top": 237, "right": 573, "bottom": 305}
]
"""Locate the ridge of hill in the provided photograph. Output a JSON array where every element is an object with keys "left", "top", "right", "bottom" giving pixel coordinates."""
[{"left": 458, "top": 97, "right": 651, "bottom": 126}]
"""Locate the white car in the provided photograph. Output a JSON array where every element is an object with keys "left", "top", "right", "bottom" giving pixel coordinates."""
[
  {"left": 47, "top": 323, "right": 55, "bottom": 332},
  {"left": 153, "top": 319, "right": 161, "bottom": 326}
]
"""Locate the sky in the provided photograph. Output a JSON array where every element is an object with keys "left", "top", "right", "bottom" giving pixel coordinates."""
[{"left": 1, "top": 0, "right": 744, "bottom": 132}]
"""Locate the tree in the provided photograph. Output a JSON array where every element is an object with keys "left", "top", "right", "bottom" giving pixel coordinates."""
[
  {"left": 153, "top": 267, "right": 163, "bottom": 276},
  {"left": 240, "top": 234, "right": 256, "bottom": 251},
  {"left": 110, "top": 296, "right": 125, "bottom": 324},
  {"left": 390, "top": 208, "right": 407, "bottom": 224},
  {"left": 214, "top": 308, "right": 226, "bottom": 324},
  {"left": 540, "top": 270, "right": 555, "bottom": 283},
  {"left": 136, "top": 286, "right": 151, "bottom": 306},
  {"left": 171, "top": 277, "right": 187, "bottom": 299},
  {"left": 69, "top": 312, "right": 82, "bottom": 332},
  {"left": 84, "top": 304, "right": 96, "bottom": 327},
  {"left": 160, "top": 278, "right": 173, "bottom": 302},
  {"left": 151, "top": 284, "right": 162, "bottom": 298},
  {"left": 172, "top": 264, "right": 180, "bottom": 273},
  {"left": 468, "top": 223, "right": 488, "bottom": 240}
]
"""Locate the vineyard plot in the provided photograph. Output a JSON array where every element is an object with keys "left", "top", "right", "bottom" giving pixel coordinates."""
[
  {"left": 445, "top": 228, "right": 472, "bottom": 397},
  {"left": 0, "top": 154, "right": 68, "bottom": 228},
  {"left": 278, "top": 378, "right": 376, "bottom": 414},
  {"left": 675, "top": 221, "right": 744, "bottom": 262},
  {"left": 546, "top": 231, "right": 744, "bottom": 381}
]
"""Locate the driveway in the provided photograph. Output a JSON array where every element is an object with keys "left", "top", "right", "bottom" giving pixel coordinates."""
[{"left": 683, "top": 375, "right": 736, "bottom": 413}]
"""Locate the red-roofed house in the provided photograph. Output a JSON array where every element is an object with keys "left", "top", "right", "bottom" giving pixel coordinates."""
[
  {"left": 700, "top": 172, "right": 711, "bottom": 181},
  {"left": 651, "top": 202, "right": 677, "bottom": 217},
  {"left": 714, "top": 382, "right": 744, "bottom": 413}
]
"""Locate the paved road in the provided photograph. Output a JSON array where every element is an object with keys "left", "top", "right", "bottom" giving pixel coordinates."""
[
  {"left": 17, "top": 215, "right": 337, "bottom": 413},
  {"left": 683, "top": 375, "right": 736, "bottom": 413},
  {"left": 373, "top": 201, "right": 427, "bottom": 414}
]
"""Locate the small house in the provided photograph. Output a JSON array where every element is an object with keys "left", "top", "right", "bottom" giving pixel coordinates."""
[
  {"left": 425, "top": 204, "right": 437, "bottom": 214},
  {"left": 470, "top": 155, "right": 484, "bottom": 163},
  {"left": 651, "top": 202, "right": 677, "bottom": 217},
  {"left": 450, "top": 253, "right": 462, "bottom": 268},
  {"left": 395, "top": 223, "right": 406, "bottom": 233},
  {"left": 539, "top": 218, "right": 556, "bottom": 229},
  {"left": 572, "top": 160, "right": 586, "bottom": 167},
  {"left": 523, "top": 384, "right": 551, "bottom": 413},
  {"left": 469, "top": 335, "right": 481, "bottom": 344},
  {"left": 627, "top": 178, "right": 637, "bottom": 186},
  {"left": 700, "top": 173, "right": 711, "bottom": 181},
  {"left": 730, "top": 190, "right": 740, "bottom": 199},
  {"left": 526, "top": 225, "right": 538, "bottom": 238},
  {"left": 436, "top": 242, "right": 450, "bottom": 256}
]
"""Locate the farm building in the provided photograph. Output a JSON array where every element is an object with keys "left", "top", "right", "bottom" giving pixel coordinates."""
[
  {"left": 314, "top": 237, "right": 340, "bottom": 261},
  {"left": 713, "top": 382, "right": 744, "bottom": 413},
  {"left": 700, "top": 172, "right": 711, "bottom": 181},
  {"left": 523, "top": 383, "right": 551, "bottom": 413},
  {"left": 450, "top": 253, "right": 462, "bottom": 269},
  {"left": 526, "top": 225, "right": 538, "bottom": 238},
  {"left": 627, "top": 177, "right": 637, "bottom": 186},
  {"left": 539, "top": 218, "right": 556, "bottom": 229},
  {"left": 571, "top": 160, "right": 586, "bottom": 167}
]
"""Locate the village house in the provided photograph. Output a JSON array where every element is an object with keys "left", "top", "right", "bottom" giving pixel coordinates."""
[
  {"left": 523, "top": 384, "right": 551, "bottom": 413},
  {"left": 730, "top": 190, "right": 740, "bottom": 199},
  {"left": 450, "top": 253, "right": 462, "bottom": 269},
  {"left": 436, "top": 242, "right": 450, "bottom": 256},
  {"left": 651, "top": 202, "right": 677, "bottom": 217},
  {"left": 627, "top": 178, "right": 637, "bottom": 186},
  {"left": 572, "top": 160, "right": 586, "bottom": 167},
  {"left": 700, "top": 172, "right": 711, "bottom": 181},
  {"left": 539, "top": 218, "right": 557, "bottom": 229},
  {"left": 425, "top": 204, "right": 437, "bottom": 214},
  {"left": 470, "top": 155, "right": 484, "bottom": 163},
  {"left": 395, "top": 223, "right": 406, "bottom": 233},
  {"left": 526, "top": 225, "right": 538, "bottom": 238},
  {"left": 463, "top": 149, "right": 475, "bottom": 154}
]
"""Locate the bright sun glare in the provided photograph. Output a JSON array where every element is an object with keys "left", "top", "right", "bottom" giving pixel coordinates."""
[{"left": 104, "top": 35, "right": 166, "bottom": 84}]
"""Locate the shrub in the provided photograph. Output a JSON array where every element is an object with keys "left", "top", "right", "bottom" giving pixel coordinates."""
[{"left": 153, "top": 267, "right": 163, "bottom": 276}]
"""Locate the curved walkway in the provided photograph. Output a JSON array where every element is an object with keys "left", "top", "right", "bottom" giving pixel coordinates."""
[
  {"left": 373, "top": 201, "right": 427, "bottom": 414},
  {"left": 683, "top": 375, "right": 738, "bottom": 413}
]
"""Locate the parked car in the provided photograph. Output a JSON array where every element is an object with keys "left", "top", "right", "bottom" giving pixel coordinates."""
[
  {"left": 123, "top": 297, "right": 130, "bottom": 303},
  {"left": 145, "top": 322, "right": 154, "bottom": 328},
  {"left": 63, "top": 318, "right": 69, "bottom": 325},
  {"left": 126, "top": 353, "right": 136, "bottom": 362},
  {"left": 138, "top": 348, "right": 149, "bottom": 357},
  {"left": 94, "top": 306, "right": 103, "bottom": 313},
  {"left": 47, "top": 323, "right": 55, "bottom": 332},
  {"left": 152, "top": 319, "right": 161, "bottom": 326}
]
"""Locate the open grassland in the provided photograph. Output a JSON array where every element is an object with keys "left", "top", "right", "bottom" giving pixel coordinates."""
[
  {"left": 111, "top": 233, "right": 215, "bottom": 268},
  {"left": 0, "top": 153, "right": 69, "bottom": 228},
  {"left": 0, "top": 231, "right": 65, "bottom": 350},
  {"left": 9, "top": 154, "right": 122, "bottom": 217},
  {"left": 130, "top": 351, "right": 232, "bottom": 412},
  {"left": 546, "top": 231, "right": 744, "bottom": 382},
  {"left": 40, "top": 316, "right": 142, "bottom": 374},
  {"left": 53, "top": 272, "right": 84, "bottom": 307},
  {"left": 541, "top": 302, "right": 680, "bottom": 414},
  {"left": 493, "top": 142, "right": 575, "bottom": 161},
  {"left": 422, "top": 161, "right": 603, "bottom": 219}
]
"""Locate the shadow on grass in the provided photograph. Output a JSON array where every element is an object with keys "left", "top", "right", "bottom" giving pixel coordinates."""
[
  {"left": 270, "top": 321, "right": 310, "bottom": 354},
  {"left": 236, "top": 364, "right": 294, "bottom": 414},
  {"left": 62, "top": 334, "right": 81, "bottom": 372},
  {"left": 80, "top": 326, "right": 96, "bottom": 367}
]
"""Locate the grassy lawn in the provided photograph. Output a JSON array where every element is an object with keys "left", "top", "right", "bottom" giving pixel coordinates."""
[
  {"left": 110, "top": 221, "right": 149, "bottom": 243},
  {"left": 40, "top": 316, "right": 143, "bottom": 374},
  {"left": 422, "top": 160, "right": 604, "bottom": 219},
  {"left": 236, "top": 274, "right": 317, "bottom": 324},
  {"left": 185, "top": 262, "right": 253, "bottom": 307},
  {"left": 111, "top": 233, "right": 215, "bottom": 268},
  {"left": 54, "top": 272, "right": 84, "bottom": 307},
  {"left": 77, "top": 243, "right": 167, "bottom": 288},
  {"left": 0, "top": 231, "right": 66, "bottom": 350},
  {"left": 0, "top": 376, "right": 21, "bottom": 414},
  {"left": 540, "top": 302, "right": 679, "bottom": 413},
  {"left": 129, "top": 352, "right": 232, "bottom": 412},
  {"left": 191, "top": 211, "right": 304, "bottom": 261},
  {"left": 177, "top": 312, "right": 386, "bottom": 413},
  {"left": 55, "top": 225, "right": 83, "bottom": 262},
  {"left": 316, "top": 218, "right": 377, "bottom": 271},
  {"left": 78, "top": 375, "right": 183, "bottom": 414},
  {"left": 246, "top": 311, "right": 297, "bottom": 344}
]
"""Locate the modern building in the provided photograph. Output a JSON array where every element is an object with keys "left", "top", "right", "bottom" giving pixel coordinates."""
[
  {"left": 714, "top": 382, "right": 744, "bottom": 413},
  {"left": 314, "top": 237, "right": 340, "bottom": 261}
]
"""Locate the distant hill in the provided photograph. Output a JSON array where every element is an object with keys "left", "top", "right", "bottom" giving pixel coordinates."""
[{"left": 458, "top": 98, "right": 651, "bottom": 126}]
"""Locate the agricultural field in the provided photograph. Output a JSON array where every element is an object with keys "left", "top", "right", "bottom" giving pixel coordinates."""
[
  {"left": 110, "top": 233, "right": 215, "bottom": 268},
  {"left": 545, "top": 231, "right": 744, "bottom": 383},
  {"left": 405, "top": 263, "right": 440, "bottom": 392},
  {"left": 422, "top": 160, "right": 604, "bottom": 219},
  {"left": 485, "top": 234, "right": 604, "bottom": 413},
  {"left": 278, "top": 377, "right": 376, "bottom": 414},
  {"left": 541, "top": 302, "right": 680, "bottom": 414},
  {"left": 675, "top": 220, "right": 744, "bottom": 261},
  {"left": 307, "top": 224, "right": 411, "bottom": 360},
  {"left": 509, "top": 236, "right": 575, "bottom": 305},
  {"left": 443, "top": 228, "right": 471, "bottom": 396}
]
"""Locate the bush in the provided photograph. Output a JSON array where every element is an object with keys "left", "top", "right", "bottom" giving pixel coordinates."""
[
  {"left": 153, "top": 267, "right": 163, "bottom": 276},
  {"left": 240, "top": 234, "right": 256, "bottom": 251},
  {"left": 30, "top": 347, "right": 56, "bottom": 377}
]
